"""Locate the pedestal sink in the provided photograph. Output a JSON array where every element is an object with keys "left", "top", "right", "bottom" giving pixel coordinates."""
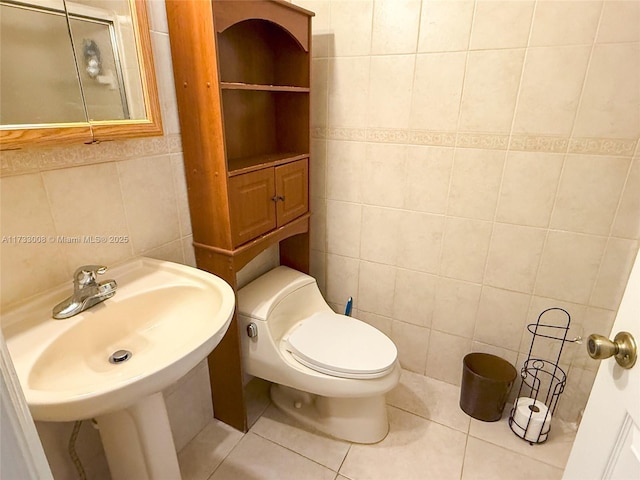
[{"left": 2, "top": 257, "right": 235, "bottom": 480}]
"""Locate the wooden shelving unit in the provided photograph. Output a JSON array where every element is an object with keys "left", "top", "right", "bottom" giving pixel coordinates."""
[{"left": 166, "top": 0, "right": 313, "bottom": 432}]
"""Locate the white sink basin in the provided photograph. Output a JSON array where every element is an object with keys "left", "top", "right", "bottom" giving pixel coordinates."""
[
  {"left": 2, "top": 257, "right": 234, "bottom": 422},
  {"left": 2, "top": 257, "right": 235, "bottom": 480}
]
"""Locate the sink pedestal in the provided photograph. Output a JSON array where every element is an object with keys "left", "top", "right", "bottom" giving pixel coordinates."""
[{"left": 95, "top": 392, "right": 180, "bottom": 480}]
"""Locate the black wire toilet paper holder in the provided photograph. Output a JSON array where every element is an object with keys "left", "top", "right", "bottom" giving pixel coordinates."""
[{"left": 508, "top": 307, "right": 580, "bottom": 445}]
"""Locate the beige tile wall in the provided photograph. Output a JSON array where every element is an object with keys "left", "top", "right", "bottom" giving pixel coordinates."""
[
  {"left": 298, "top": 0, "right": 640, "bottom": 422},
  {"left": 0, "top": 1, "right": 211, "bottom": 478}
]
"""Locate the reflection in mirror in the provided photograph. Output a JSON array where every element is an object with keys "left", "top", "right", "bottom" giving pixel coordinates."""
[
  {"left": 0, "top": 0, "right": 86, "bottom": 125},
  {"left": 66, "top": 0, "right": 146, "bottom": 121},
  {"left": 0, "top": 0, "right": 162, "bottom": 149}
]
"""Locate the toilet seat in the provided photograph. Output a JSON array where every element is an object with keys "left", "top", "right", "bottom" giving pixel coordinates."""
[{"left": 284, "top": 312, "right": 397, "bottom": 379}]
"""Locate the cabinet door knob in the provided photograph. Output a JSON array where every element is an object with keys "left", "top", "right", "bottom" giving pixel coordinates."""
[
  {"left": 277, "top": 195, "right": 285, "bottom": 201},
  {"left": 271, "top": 195, "right": 278, "bottom": 202}
]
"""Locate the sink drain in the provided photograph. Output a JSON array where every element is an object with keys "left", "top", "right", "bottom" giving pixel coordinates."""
[{"left": 109, "top": 350, "right": 132, "bottom": 364}]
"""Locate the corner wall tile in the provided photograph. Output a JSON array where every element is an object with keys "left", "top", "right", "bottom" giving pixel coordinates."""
[
  {"left": 590, "top": 238, "right": 639, "bottom": 310},
  {"left": 484, "top": 224, "right": 546, "bottom": 294},
  {"left": 325, "top": 253, "right": 360, "bottom": 308},
  {"left": 425, "top": 330, "right": 471, "bottom": 385},
  {"left": 150, "top": 32, "right": 180, "bottom": 135},
  {"left": 371, "top": 0, "right": 421, "bottom": 55},
  {"left": 118, "top": 155, "right": 181, "bottom": 253},
  {"left": 440, "top": 217, "right": 493, "bottom": 283},
  {"left": 327, "top": 57, "right": 371, "bottom": 129},
  {"left": 397, "top": 211, "right": 444, "bottom": 274},
  {"left": 361, "top": 143, "right": 406, "bottom": 208},
  {"left": 42, "top": 163, "right": 133, "bottom": 273},
  {"left": 535, "top": 231, "right": 607, "bottom": 304},
  {"left": 393, "top": 269, "right": 437, "bottom": 327},
  {"left": 147, "top": 0, "right": 169, "bottom": 33},
  {"left": 326, "top": 140, "right": 364, "bottom": 202},
  {"left": 403, "top": 145, "right": 454, "bottom": 214},
  {"left": 612, "top": 159, "right": 640, "bottom": 239},
  {"left": 597, "top": 0, "right": 640, "bottom": 43},
  {"left": 447, "top": 148, "right": 505, "bottom": 221},
  {"left": 311, "top": 58, "right": 329, "bottom": 128},
  {"left": 459, "top": 49, "right": 525, "bottom": 134},
  {"left": 360, "top": 206, "right": 400, "bottom": 265},
  {"left": 474, "top": 286, "right": 531, "bottom": 351},
  {"left": 358, "top": 261, "right": 396, "bottom": 317},
  {"left": 529, "top": 1, "right": 601, "bottom": 47},
  {"left": 432, "top": 277, "right": 482, "bottom": 339},
  {"left": 0, "top": 174, "right": 69, "bottom": 307},
  {"left": 392, "top": 320, "right": 430, "bottom": 374},
  {"left": 418, "top": 0, "right": 474, "bottom": 53},
  {"left": 367, "top": 55, "right": 415, "bottom": 129},
  {"left": 328, "top": 0, "right": 373, "bottom": 57},
  {"left": 551, "top": 154, "right": 630, "bottom": 235},
  {"left": 470, "top": 1, "right": 534, "bottom": 50},
  {"left": 513, "top": 46, "right": 591, "bottom": 136},
  {"left": 573, "top": 43, "right": 640, "bottom": 139},
  {"left": 410, "top": 52, "right": 466, "bottom": 132},
  {"left": 326, "top": 200, "right": 361, "bottom": 258},
  {"left": 496, "top": 151, "right": 564, "bottom": 228},
  {"left": 171, "top": 153, "right": 192, "bottom": 238}
]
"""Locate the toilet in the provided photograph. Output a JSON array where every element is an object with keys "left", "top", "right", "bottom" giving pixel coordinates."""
[{"left": 237, "top": 266, "right": 401, "bottom": 444}]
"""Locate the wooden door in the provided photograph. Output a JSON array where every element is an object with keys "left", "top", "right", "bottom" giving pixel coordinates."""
[
  {"left": 228, "top": 168, "right": 276, "bottom": 247},
  {"left": 275, "top": 159, "right": 308, "bottom": 227}
]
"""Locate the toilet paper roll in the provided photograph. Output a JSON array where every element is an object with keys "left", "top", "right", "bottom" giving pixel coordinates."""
[{"left": 511, "top": 397, "right": 551, "bottom": 442}]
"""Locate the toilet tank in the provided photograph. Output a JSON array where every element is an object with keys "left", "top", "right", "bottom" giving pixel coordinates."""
[{"left": 238, "top": 266, "right": 333, "bottom": 341}]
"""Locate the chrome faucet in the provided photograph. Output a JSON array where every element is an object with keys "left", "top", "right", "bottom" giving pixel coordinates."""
[{"left": 52, "top": 265, "right": 117, "bottom": 319}]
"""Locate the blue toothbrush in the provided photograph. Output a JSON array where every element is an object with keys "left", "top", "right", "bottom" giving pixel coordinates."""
[{"left": 344, "top": 297, "right": 353, "bottom": 317}]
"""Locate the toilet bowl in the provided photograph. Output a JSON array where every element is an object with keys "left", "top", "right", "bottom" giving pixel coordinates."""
[{"left": 237, "top": 266, "right": 401, "bottom": 443}]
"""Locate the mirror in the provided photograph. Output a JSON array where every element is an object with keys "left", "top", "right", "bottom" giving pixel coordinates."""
[{"left": 0, "top": 0, "right": 162, "bottom": 149}]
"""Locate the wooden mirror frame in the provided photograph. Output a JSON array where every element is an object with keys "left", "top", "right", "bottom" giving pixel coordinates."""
[{"left": 0, "top": 0, "right": 162, "bottom": 151}]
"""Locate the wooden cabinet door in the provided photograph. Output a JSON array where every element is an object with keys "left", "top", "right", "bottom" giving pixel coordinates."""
[
  {"left": 228, "top": 168, "right": 276, "bottom": 247},
  {"left": 275, "top": 159, "right": 308, "bottom": 227}
]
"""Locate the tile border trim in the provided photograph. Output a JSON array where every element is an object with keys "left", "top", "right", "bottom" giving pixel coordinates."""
[
  {"left": 313, "top": 127, "right": 638, "bottom": 157},
  {"left": 1, "top": 134, "right": 182, "bottom": 177}
]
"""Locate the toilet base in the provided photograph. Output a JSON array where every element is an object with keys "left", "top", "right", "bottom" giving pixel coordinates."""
[{"left": 270, "top": 384, "right": 389, "bottom": 444}]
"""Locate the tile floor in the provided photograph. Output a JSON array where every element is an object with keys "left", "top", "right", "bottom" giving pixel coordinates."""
[{"left": 177, "top": 370, "right": 577, "bottom": 480}]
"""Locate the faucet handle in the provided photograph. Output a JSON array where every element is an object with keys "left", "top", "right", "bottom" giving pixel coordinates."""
[{"left": 74, "top": 265, "right": 108, "bottom": 287}]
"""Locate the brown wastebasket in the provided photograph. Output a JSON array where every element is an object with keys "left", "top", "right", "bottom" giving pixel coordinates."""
[{"left": 460, "top": 353, "right": 517, "bottom": 422}]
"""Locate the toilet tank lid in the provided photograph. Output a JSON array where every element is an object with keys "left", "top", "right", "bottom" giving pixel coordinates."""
[{"left": 238, "top": 266, "right": 316, "bottom": 320}]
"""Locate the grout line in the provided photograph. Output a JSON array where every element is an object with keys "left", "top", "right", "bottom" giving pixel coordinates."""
[
  {"left": 566, "top": 1, "right": 606, "bottom": 145},
  {"left": 465, "top": 429, "right": 569, "bottom": 471},
  {"left": 337, "top": 443, "right": 352, "bottom": 476},
  {"left": 506, "top": 0, "right": 538, "bottom": 145},
  {"left": 387, "top": 402, "right": 470, "bottom": 435},
  {"left": 250, "top": 429, "right": 346, "bottom": 474},
  {"left": 203, "top": 428, "right": 246, "bottom": 480},
  {"left": 471, "top": 0, "right": 539, "bottom": 349},
  {"left": 459, "top": 429, "right": 471, "bottom": 480}
]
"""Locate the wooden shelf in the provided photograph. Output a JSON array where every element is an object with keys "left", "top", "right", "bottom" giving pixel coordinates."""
[
  {"left": 193, "top": 213, "right": 311, "bottom": 272},
  {"left": 227, "top": 152, "right": 308, "bottom": 176},
  {"left": 221, "top": 82, "right": 309, "bottom": 93}
]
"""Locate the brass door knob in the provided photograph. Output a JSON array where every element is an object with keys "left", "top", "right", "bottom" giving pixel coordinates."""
[{"left": 587, "top": 332, "right": 637, "bottom": 369}]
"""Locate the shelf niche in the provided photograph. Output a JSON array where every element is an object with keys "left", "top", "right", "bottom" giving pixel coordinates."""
[
  {"left": 217, "top": 19, "right": 310, "bottom": 88},
  {"left": 222, "top": 89, "right": 309, "bottom": 168}
]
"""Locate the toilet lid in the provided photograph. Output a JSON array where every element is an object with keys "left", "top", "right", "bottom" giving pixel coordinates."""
[{"left": 284, "top": 312, "right": 397, "bottom": 379}]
